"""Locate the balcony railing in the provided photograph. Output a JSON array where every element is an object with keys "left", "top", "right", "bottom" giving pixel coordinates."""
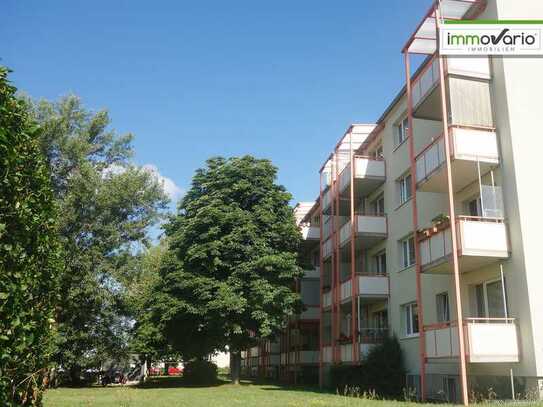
[
  {"left": 338, "top": 274, "right": 389, "bottom": 302},
  {"left": 415, "top": 126, "right": 499, "bottom": 193},
  {"left": 424, "top": 318, "right": 519, "bottom": 363},
  {"left": 359, "top": 328, "right": 388, "bottom": 343},
  {"left": 412, "top": 55, "right": 440, "bottom": 109},
  {"left": 411, "top": 54, "right": 491, "bottom": 114},
  {"left": 322, "top": 237, "right": 333, "bottom": 259},
  {"left": 419, "top": 216, "right": 509, "bottom": 273},
  {"left": 322, "top": 346, "right": 333, "bottom": 363},
  {"left": 322, "top": 290, "right": 332, "bottom": 308},
  {"left": 338, "top": 214, "right": 387, "bottom": 248},
  {"left": 338, "top": 156, "right": 386, "bottom": 195},
  {"left": 300, "top": 224, "right": 320, "bottom": 241}
]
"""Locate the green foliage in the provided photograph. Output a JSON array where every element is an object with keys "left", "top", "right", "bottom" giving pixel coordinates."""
[
  {"left": 26, "top": 95, "right": 169, "bottom": 384},
  {"left": 182, "top": 360, "right": 218, "bottom": 385},
  {"left": 0, "top": 66, "right": 61, "bottom": 405},
  {"left": 129, "top": 241, "right": 177, "bottom": 362},
  {"left": 156, "top": 156, "right": 303, "bottom": 380},
  {"left": 330, "top": 336, "right": 406, "bottom": 398}
]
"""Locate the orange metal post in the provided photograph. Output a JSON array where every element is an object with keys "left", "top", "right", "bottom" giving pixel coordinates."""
[
  {"left": 434, "top": 8, "right": 469, "bottom": 405},
  {"left": 319, "top": 184, "right": 325, "bottom": 387},
  {"left": 404, "top": 51, "right": 427, "bottom": 401},
  {"left": 349, "top": 132, "right": 358, "bottom": 363}
]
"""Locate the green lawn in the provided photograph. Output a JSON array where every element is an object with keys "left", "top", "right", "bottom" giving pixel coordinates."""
[{"left": 43, "top": 376, "right": 444, "bottom": 407}]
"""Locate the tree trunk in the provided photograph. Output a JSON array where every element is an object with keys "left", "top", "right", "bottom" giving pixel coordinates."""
[
  {"left": 69, "top": 366, "right": 81, "bottom": 386},
  {"left": 230, "top": 351, "right": 241, "bottom": 385}
]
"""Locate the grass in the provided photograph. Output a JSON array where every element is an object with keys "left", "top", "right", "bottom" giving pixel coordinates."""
[
  {"left": 43, "top": 376, "right": 539, "bottom": 407},
  {"left": 43, "top": 376, "right": 425, "bottom": 407}
]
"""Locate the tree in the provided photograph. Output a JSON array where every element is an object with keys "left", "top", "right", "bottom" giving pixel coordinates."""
[
  {"left": 128, "top": 240, "right": 176, "bottom": 366},
  {"left": 161, "top": 156, "right": 303, "bottom": 383},
  {"left": 26, "top": 95, "right": 169, "bottom": 384},
  {"left": 0, "top": 66, "right": 61, "bottom": 405}
]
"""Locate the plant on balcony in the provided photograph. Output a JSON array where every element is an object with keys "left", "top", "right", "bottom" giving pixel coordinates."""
[
  {"left": 431, "top": 213, "right": 450, "bottom": 229},
  {"left": 337, "top": 334, "right": 352, "bottom": 344}
]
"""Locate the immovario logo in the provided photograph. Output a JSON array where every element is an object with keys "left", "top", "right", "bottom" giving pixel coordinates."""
[{"left": 439, "top": 20, "right": 543, "bottom": 55}]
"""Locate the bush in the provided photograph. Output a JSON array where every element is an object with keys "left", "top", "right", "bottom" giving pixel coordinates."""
[
  {"left": 0, "top": 66, "right": 61, "bottom": 405},
  {"left": 183, "top": 360, "right": 218, "bottom": 385},
  {"left": 330, "top": 336, "right": 406, "bottom": 398}
]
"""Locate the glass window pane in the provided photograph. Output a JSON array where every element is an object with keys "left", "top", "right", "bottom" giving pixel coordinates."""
[{"left": 486, "top": 280, "right": 505, "bottom": 318}]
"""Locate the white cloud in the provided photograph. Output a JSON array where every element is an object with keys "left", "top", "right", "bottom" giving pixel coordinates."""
[{"left": 142, "top": 164, "right": 184, "bottom": 202}]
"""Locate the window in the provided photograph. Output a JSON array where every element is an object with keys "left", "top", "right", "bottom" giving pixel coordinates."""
[
  {"left": 466, "top": 197, "right": 482, "bottom": 217},
  {"left": 371, "top": 194, "right": 385, "bottom": 215},
  {"left": 404, "top": 302, "right": 419, "bottom": 336},
  {"left": 400, "top": 236, "right": 415, "bottom": 269},
  {"left": 475, "top": 279, "right": 507, "bottom": 318},
  {"left": 396, "top": 117, "right": 409, "bottom": 146},
  {"left": 436, "top": 292, "right": 450, "bottom": 322},
  {"left": 373, "top": 251, "right": 387, "bottom": 275},
  {"left": 373, "top": 145, "right": 384, "bottom": 159},
  {"left": 398, "top": 173, "right": 412, "bottom": 205}
]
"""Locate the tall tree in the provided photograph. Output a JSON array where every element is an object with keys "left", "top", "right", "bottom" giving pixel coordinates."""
[
  {"left": 27, "top": 95, "right": 169, "bottom": 383},
  {"left": 0, "top": 67, "right": 60, "bottom": 406},
  {"left": 162, "top": 156, "right": 302, "bottom": 383}
]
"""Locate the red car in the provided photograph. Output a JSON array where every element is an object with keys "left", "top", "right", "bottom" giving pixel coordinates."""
[{"left": 168, "top": 366, "right": 182, "bottom": 376}]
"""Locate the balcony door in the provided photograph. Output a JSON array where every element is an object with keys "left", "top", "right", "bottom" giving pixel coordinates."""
[{"left": 475, "top": 279, "right": 507, "bottom": 318}]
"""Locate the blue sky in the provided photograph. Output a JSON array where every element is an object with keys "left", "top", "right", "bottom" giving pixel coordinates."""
[{"left": 4, "top": 0, "right": 431, "bottom": 207}]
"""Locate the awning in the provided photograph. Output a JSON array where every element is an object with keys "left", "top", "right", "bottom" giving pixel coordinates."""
[{"left": 403, "top": 0, "right": 487, "bottom": 54}]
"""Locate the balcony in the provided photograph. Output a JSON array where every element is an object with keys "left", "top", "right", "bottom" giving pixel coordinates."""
[
  {"left": 358, "top": 274, "right": 388, "bottom": 297},
  {"left": 301, "top": 225, "right": 320, "bottom": 241},
  {"left": 340, "top": 343, "right": 354, "bottom": 362},
  {"left": 416, "top": 126, "right": 499, "bottom": 193},
  {"left": 322, "top": 237, "right": 333, "bottom": 260},
  {"left": 419, "top": 217, "right": 509, "bottom": 274},
  {"left": 412, "top": 55, "right": 491, "bottom": 121},
  {"left": 338, "top": 156, "right": 386, "bottom": 198},
  {"left": 322, "top": 346, "right": 332, "bottom": 363},
  {"left": 321, "top": 187, "right": 332, "bottom": 214},
  {"left": 340, "top": 274, "right": 389, "bottom": 302},
  {"left": 424, "top": 318, "right": 519, "bottom": 363},
  {"left": 299, "top": 306, "right": 319, "bottom": 320},
  {"left": 339, "top": 215, "right": 387, "bottom": 249},
  {"left": 288, "top": 350, "right": 319, "bottom": 364},
  {"left": 303, "top": 267, "right": 320, "bottom": 279}
]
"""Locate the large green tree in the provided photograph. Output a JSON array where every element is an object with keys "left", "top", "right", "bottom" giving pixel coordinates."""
[
  {"left": 27, "top": 95, "right": 169, "bottom": 383},
  {"left": 161, "top": 156, "right": 303, "bottom": 383},
  {"left": 0, "top": 67, "right": 61, "bottom": 405}
]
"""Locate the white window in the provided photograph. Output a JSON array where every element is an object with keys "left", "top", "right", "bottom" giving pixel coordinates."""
[
  {"left": 398, "top": 173, "right": 412, "bottom": 205},
  {"left": 400, "top": 236, "right": 415, "bottom": 269},
  {"left": 396, "top": 117, "right": 409, "bottom": 146},
  {"left": 404, "top": 302, "right": 419, "bottom": 336},
  {"left": 373, "top": 251, "right": 387, "bottom": 275},
  {"left": 436, "top": 292, "right": 450, "bottom": 322}
]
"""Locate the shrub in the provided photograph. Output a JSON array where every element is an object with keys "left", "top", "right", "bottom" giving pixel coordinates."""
[
  {"left": 183, "top": 360, "right": 218, "bottom": 385},
  {"left": 330, "top": 336, "right": 406, "bottom": 398},
  {"left": 0, "top": 66, "right": 61, "bottom": 405}
]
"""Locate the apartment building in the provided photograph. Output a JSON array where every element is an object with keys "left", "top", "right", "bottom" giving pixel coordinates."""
[
  {"left": 243, "top": 0, "right": 543, "bottom": 403},
  {"left": 240, "top": 202, "right": 321, "bottom": 384}
]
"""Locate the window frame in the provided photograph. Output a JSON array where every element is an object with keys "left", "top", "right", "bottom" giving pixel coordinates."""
[
  {"left": 404, "top": 302, "right": 420, "bottom": 337},
  {"left": 396, "top": 117, "right": 409, "bottom": 147},
  {"left": 399, "top": 235, "right": 415, "bottom": 270},
  {"left": 373, "top": 251, "right": 387, "bottom": 275},
  {"left": 436, "top": 292, "right": 450, "bottom": 323},
  {"left": 397, "top": 173, "right": 412, "bottom": 206}
]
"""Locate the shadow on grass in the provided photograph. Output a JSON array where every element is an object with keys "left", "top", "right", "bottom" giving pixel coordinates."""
[{"left": 136, "top": 375, "right": 254, "bottom": 389}]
